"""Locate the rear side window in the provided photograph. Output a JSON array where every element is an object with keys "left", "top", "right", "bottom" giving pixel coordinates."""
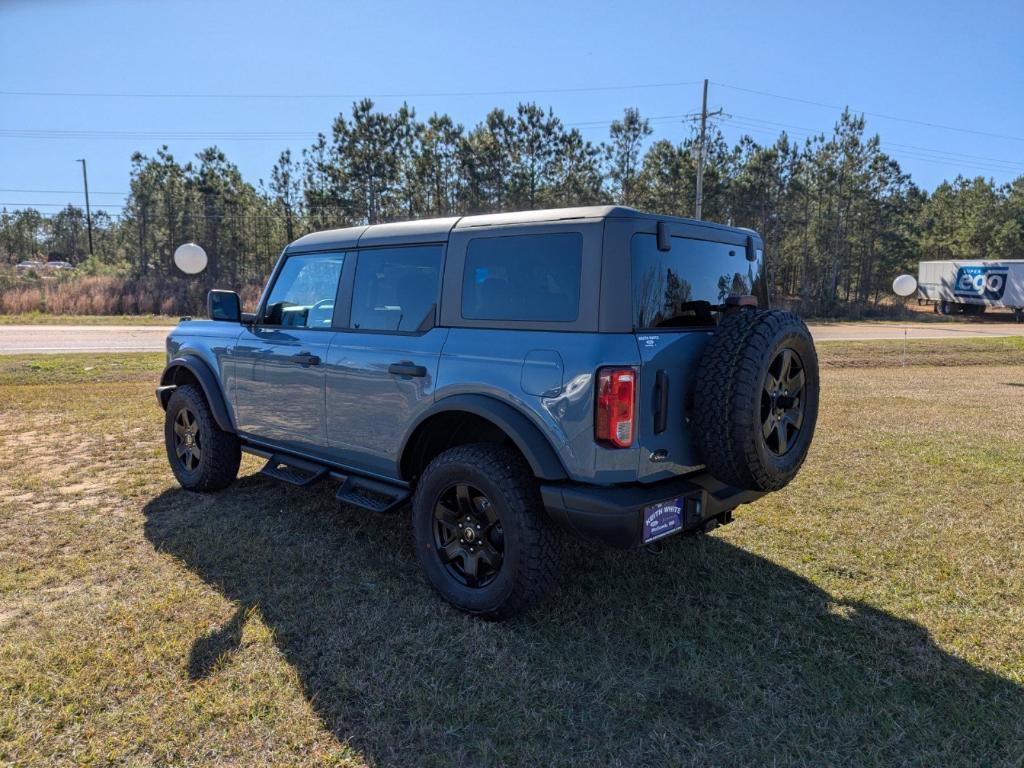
[
  {"left": 349, "top": 245, "right": 442, "bottom": 332},
  {"left": 462, "top": 233, "right": 582, "bottom": 322},
  {"left": 632, "top": 234, "right": 763, "bottom": 329},
  {"left": 262, "top": 252, "right": 345, "bottom": 328}
]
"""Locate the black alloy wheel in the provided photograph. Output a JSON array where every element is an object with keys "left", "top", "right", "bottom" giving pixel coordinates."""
[
  {"left": 760, "top": 348, "right": 806, "bottom": 456},
  {"left": 432, "top": 482, "right": 504, "bottom": 588},
  {"left": 692, "top": 308, "right": 819, "bottom": 492},
  {"left": 411, "top": 443, "right": 559, "bottom": 619},
  {"left": 163, "top": 384, "right": 241, "bottom": 492},
  {"left": 172, "top": 406, "right": 203, "bottom": 472}
]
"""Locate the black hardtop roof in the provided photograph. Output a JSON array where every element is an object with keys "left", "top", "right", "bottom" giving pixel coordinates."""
[{"left": 286, "top": 205, "right": 758, "bottom": 251}]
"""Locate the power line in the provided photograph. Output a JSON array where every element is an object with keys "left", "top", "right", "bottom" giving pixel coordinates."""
[
  {"left": 727, "top": 113, "right": 1024, "bottom": 166},
  {"left": 713, "top": 81, "right": 1024, "bottom": 143},
  {"left": 0, "top": 80, "right": 700, "bottom": 100},
  {"left": 722, "top": 114, "right": 1024, "bottom": 174},
  {"left": 0, "top": 113, "right": 699, "bottom": 141},
  {"left": 0, "top": 129, "right": 321, "bottom": 141},
  {"left": 0, "top": 187, "right": 128, "bottom": 195},
  {"left": 0, "top": 202, "right": 127, "bottom": 208}
]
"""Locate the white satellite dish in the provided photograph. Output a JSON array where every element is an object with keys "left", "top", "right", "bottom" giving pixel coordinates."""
[
  {"left": 174, "top": 242, "right": 208, "bottom": 275},
  {"left": 892, "top": 274, "right": 918, "bottom": 297}
]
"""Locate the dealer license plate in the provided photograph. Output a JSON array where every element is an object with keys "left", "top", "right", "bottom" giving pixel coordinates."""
[{"left": 642, "top": 498, "right": 686, "bottom": 543}]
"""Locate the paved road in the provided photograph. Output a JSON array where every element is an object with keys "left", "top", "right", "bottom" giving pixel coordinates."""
[
  {"left": 1, "top": 320, "right": 1023, "bottom": 354},
  {"left": 0, "top": 325, "right": 174, "bottom": 354}
]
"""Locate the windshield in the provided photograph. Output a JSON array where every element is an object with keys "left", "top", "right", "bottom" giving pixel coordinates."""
[{"left": 631, "top": 233, "right": 765, "bottom": 329}]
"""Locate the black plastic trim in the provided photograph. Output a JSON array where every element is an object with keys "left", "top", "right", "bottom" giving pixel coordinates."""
[
  {"left": 401, "top": 394, "right": 568, "bottom": 481},
  {"left": 158, "top": 356, "right": 235, "bottom": 433},
  {"left": 240, "top": 440, "right": 411, "bottom": 488},
  {"left": 540, "top": 472, "right": 762, "bottom": 548}
]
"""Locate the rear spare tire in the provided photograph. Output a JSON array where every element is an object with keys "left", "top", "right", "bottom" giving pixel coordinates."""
[{"left": 692, "top": 309, "right": 819, "bottom": 492}]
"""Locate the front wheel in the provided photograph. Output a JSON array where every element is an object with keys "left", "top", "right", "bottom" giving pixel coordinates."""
[
  {"left": 164, "top": 384, "right": 241, "bottom": 492},
  {"left": 411, "top": 444, "right": 559, "bottom": 620}
]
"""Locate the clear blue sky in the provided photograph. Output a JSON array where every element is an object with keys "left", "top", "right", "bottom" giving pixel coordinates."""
[{"left": 2, "top": 0, "right": 1022, "bottom": 216}]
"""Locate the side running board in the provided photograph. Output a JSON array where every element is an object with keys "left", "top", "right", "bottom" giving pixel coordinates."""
[
  {"left": 259, "top": 454, "right": 329, "bottom": 487},
  {"left": 247, "top": 446, "right": 409, "bottom": 512},
  {"left": 336, "top": 474, "right": 409, "bottom": 513}
]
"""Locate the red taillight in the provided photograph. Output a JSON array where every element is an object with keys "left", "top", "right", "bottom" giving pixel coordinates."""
[{"left": 595, "top": 367, "right": 636, "bottom": 448}]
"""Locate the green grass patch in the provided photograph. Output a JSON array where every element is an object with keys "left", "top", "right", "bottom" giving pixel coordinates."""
[
  {"left": 1, "top": 350, "right": 1023, "bottom": 766},
  {"left": 818, "top": 335, "right": 1024, "bottom": 368},
  {"left": 0, "top": 352, "right": 164, "bottom": 385}
]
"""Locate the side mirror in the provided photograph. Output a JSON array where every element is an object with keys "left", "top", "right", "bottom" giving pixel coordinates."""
[{"left": 208, "top": 289, "right": 241, "bottom": 322}]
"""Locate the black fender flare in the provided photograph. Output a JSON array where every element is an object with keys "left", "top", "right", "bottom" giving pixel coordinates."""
[
  {"left": 158, "top": 355, "right": 235, "bottom": 433},
  {"left": 402, "top": 394, "right": 568, "bottom": 481}
]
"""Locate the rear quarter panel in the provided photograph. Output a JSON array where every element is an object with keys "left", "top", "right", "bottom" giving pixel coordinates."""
[{"left": 435, "top": 329, "right": 642, "bottom": 484}]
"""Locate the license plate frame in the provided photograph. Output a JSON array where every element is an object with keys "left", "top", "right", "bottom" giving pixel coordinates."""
[{"left": 642, "top": 497, "right": 686, "bottom": 544}]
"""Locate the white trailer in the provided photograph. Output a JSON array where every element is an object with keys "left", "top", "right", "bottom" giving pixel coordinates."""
[{"left": 917, "top": 260, "right": 1024, "bottom": 322}]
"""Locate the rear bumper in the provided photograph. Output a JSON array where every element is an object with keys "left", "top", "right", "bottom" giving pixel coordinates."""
[{"left": 540, "top": 472, "right": 763, "bottom": 549}]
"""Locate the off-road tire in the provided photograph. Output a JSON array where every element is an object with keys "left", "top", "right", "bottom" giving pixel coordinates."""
[
  {"left": 164, "top": 384, "right": 241, "bottom": 492},
  {"left": 412, "top": 444, "right": 559, "bottom": 620},
  {"left": 692, "top": 309, "right": 819, "bottom": 492}
]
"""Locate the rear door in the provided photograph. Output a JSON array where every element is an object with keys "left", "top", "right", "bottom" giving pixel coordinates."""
[
  {"left": 233, "top": 250, "right": 347, "bottom": 454},
  {"left": 627, "top": 227, "right": 766, "bottom": 482},
  {"left": 323, "top": 244, "right": 447, "bottom": 478}
]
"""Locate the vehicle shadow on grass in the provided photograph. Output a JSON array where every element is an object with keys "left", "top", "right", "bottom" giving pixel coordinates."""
[{"left": 143, "top": 476, "right": 1024, "bottom": 767}]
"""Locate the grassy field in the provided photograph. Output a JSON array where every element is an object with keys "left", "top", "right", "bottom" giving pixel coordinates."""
[{"left": 1, "top": 341, "right": 1022, "bottom": 766}]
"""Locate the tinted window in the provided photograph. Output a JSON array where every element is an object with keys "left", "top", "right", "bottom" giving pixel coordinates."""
[
  {"left": 632, "top": 234, "right": 763, "bottom": 329},
  {"left": 263, "top": 252, "right": 345, "bottom": 328},
  {"left": 349, "top": 245, "right": 442, "bottom": 332},
  {"left": 462, "top": 233, "right": 582, "bottom": 322}
]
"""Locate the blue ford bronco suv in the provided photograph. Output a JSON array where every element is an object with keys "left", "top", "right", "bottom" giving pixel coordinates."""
[{"left": 157, "top": 206, "right": 819, "bottom": 619}]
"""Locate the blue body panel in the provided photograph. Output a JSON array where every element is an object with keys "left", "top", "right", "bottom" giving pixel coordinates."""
[
  {"left": 165, "top": 320, "right": 243, "bottom": 402},
  {"left": 433, "top": 329, "right": 642, "bottom": 485},
  {"left": 323, "top": 327, "right": 449, "bottom": 477},
  {"left": 232, "top": 326, "right": 334, "bottom": 455},
  {"left": 633, "top": 329, "right": 716, "bottom": 481}
]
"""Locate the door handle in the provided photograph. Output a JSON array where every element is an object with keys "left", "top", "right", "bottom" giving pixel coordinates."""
[
  {"left": 653, "top": 369, "right": 669, "bottom": 434},
  {"left": 388, "top": 361, "right": 427, "bottom": 378},
  {"left": 292, "top": 352, "right": 321, "bottom": 366}
]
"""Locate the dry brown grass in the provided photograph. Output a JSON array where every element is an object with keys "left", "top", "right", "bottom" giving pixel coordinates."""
[
  {"left": 0, "top": 347, "right": 1022, "bottom": 766},
  {"left": 0, "top": 277, "right": 264, "bottom": 317}
]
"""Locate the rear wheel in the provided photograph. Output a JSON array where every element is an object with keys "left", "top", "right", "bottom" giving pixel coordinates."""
[
  {"left": 164, "top": 384, "right": 241, "bottom": 492},
  {"left": 411, "top": 444, "right": 559, "bottom": 620}
]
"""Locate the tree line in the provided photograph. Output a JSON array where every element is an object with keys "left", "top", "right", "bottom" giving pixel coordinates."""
[{"left": 2, "top": 100, "right": 1022, "bottom": 315}]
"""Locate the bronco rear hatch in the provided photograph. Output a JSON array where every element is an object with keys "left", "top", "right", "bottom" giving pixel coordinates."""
[{"left": 629, "top": 229, "right": 765, "bottom": 482}]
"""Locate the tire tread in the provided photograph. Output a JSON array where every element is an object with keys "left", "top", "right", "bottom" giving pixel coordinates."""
[
  {"left": 412, "top": 443, "right": 559, "bottom": 620},
  {"left": 692, "top": 309, "right": 818, "bottom": 491},
  {"left": 165, "top": 384, "right": 241, "bottom": 492}
]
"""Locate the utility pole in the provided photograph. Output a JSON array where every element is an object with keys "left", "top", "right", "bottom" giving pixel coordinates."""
[
  {"left": 694, "top": 79, "right": 723, "bottom": 221},
  {"left": 76, "top": 158, "right": 94, "bottom": 257}
]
